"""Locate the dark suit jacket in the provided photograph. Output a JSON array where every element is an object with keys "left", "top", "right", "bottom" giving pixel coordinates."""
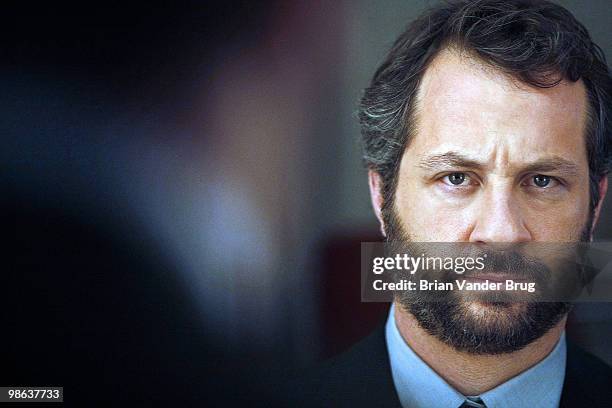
[{"left": 280, "top": 325, "right": 612, "bottom": 408}]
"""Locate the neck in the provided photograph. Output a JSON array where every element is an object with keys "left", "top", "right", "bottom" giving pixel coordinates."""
[{"left": 393, "top": 302, "right": 566, "bottom": 396}]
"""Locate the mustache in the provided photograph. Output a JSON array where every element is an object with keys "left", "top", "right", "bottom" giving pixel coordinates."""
[
  {"left": 387, "top": 240, "right": 553, "bottom": 280},
  {"left": 462, "top": 248, "right": 551, "bottom": 281}
]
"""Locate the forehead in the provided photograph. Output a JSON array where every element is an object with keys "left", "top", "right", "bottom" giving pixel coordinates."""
[{"left": 410, "top": 49, "right": 589, "bottom": 168}]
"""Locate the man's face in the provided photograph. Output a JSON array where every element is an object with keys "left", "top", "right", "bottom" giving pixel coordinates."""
[
  {"left": 394, "top": 49, "right": 590, "bottom": 243},
  {"left": 385, "top": 49, "right": 595, "bottom": 354}
]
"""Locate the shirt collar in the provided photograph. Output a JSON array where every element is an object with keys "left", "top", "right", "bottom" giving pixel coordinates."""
[{"left": 385, "top": 303, "right": 567, "bottom": 408}]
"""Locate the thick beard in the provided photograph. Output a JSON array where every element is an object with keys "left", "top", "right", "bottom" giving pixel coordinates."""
[{"left": 383, "top": 203, "right": 591, "bottom": 355}]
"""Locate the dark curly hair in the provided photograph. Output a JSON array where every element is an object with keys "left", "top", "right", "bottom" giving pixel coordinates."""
[{"left": 359, "top": 0, "right": 612, "bottom": 216}]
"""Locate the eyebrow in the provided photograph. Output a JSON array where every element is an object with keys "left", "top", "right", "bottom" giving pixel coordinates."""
[
  {"left": 417, "top": 152, "right": 484, "bottom": 171},
  {"left": 417, "top": 151, "right": 581, "bottom": 176},
  {"left": 521, "top": 158, "right": 580, "bottom": 177}
]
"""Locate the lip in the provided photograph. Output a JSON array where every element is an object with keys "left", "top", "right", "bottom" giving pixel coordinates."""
[{"left": 465, "top": 274, "right": 528, "bottom": 283}]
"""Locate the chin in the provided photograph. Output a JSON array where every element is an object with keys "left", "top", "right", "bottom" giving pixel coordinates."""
[
  {"left": 405, "top": 296, "right": 571, "bottom": 355},
  {"left": 461, "top": 300, "right": 532, "bottom": 329}
]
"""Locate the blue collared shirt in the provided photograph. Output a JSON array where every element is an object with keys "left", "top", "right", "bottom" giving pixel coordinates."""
[{"left": 385, "top": 303, "right": 567, "bottom": 408}]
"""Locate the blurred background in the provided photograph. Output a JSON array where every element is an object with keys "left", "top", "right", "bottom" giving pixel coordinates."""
[{"left": 3, "top": 0, "right": 612, "bottom": 405}]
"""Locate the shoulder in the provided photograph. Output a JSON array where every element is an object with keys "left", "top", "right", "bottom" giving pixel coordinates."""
[
  {"left": 275, "top": 325, "right": 401, "bottom": 408},
  {"left": 560, "top": 341, "right": 612, "bottom": 407}
]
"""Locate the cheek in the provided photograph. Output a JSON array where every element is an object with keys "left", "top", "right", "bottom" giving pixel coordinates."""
[
  {"left": 394, "top": 181, "right": 475, "bottom": 241},
  {"left": 521, "top": 194, "right": 590, "bottom": 240}
]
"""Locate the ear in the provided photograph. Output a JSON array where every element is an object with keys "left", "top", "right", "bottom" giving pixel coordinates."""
[
  {"left": 590, "top": 175, "right": 608, "bottom": 240},
  {"left": 368, "top": 170, "right": 386, "bottom": 237}
]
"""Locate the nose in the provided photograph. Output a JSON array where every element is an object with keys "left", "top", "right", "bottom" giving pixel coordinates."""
[{"left": 469, "top": 184, "right": 532, "bottom": 244}]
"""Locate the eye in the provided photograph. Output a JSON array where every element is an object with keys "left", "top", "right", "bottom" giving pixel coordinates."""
[
  {"left": 525, "top": 174, "right": 559, "bottom": 189},
  {"left": 442, "top": 172, "right": 469, "bottom": 186},
  {"left": 533, "top": 175, "right": 550, "bottom": 187}
]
